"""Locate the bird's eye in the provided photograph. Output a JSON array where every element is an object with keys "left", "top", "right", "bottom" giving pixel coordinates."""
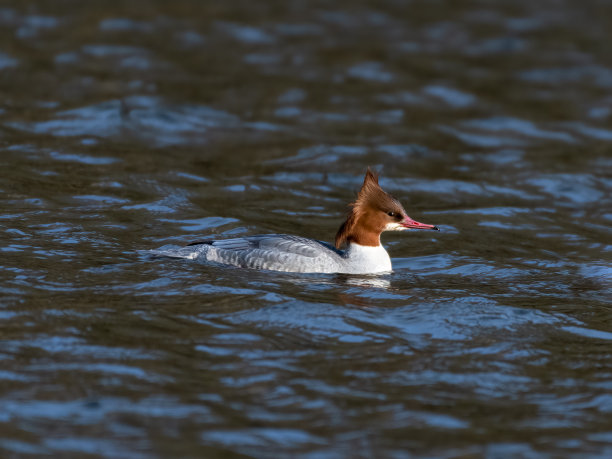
[{"left": 387, "top": 211, "right": 395, "bottom": 217}]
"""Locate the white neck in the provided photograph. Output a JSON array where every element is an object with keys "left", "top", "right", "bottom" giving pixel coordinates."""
[{"left": 344, "top": 242, "right": 392, "bottom": 274}]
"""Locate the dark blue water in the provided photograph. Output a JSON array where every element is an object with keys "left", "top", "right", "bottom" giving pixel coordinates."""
[{"left": 1, "top": 1, "right": 611, "bottom": 457}]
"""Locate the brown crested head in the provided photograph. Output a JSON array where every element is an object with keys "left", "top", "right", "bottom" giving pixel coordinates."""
[{"left": 334, "top": 168, "right": 409, "bottom": 248}]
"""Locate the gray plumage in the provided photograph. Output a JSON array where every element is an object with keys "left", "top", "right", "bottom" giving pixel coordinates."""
[{"left": 155, "top": 234, "right": 351, "bottom": 273}]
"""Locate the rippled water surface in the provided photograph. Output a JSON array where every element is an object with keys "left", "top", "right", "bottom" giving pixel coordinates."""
[{"left": 1, "top": 0, "right": 611, "bottom": 457}]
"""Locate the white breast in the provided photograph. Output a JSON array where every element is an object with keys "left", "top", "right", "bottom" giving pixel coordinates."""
[{"left": 342, "top": 243, "right": 392, "bottom": 274}]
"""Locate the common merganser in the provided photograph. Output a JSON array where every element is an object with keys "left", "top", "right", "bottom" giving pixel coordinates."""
[{"left": 155, "top": 169, "right": 438, "bottom": 274}]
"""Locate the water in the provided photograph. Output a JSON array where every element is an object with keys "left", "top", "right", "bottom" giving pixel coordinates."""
[{"left": 1, "top": 1, "right": 611, "bottom": 457}]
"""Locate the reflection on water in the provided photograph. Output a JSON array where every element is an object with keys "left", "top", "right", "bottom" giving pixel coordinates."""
[{"left": 1, "top": 0, "right": 611, "bottom": 457}]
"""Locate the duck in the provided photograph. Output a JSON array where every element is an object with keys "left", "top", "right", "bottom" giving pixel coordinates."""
[{"left": 155, "top": 168, "right": 438, "bottom": 274}]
